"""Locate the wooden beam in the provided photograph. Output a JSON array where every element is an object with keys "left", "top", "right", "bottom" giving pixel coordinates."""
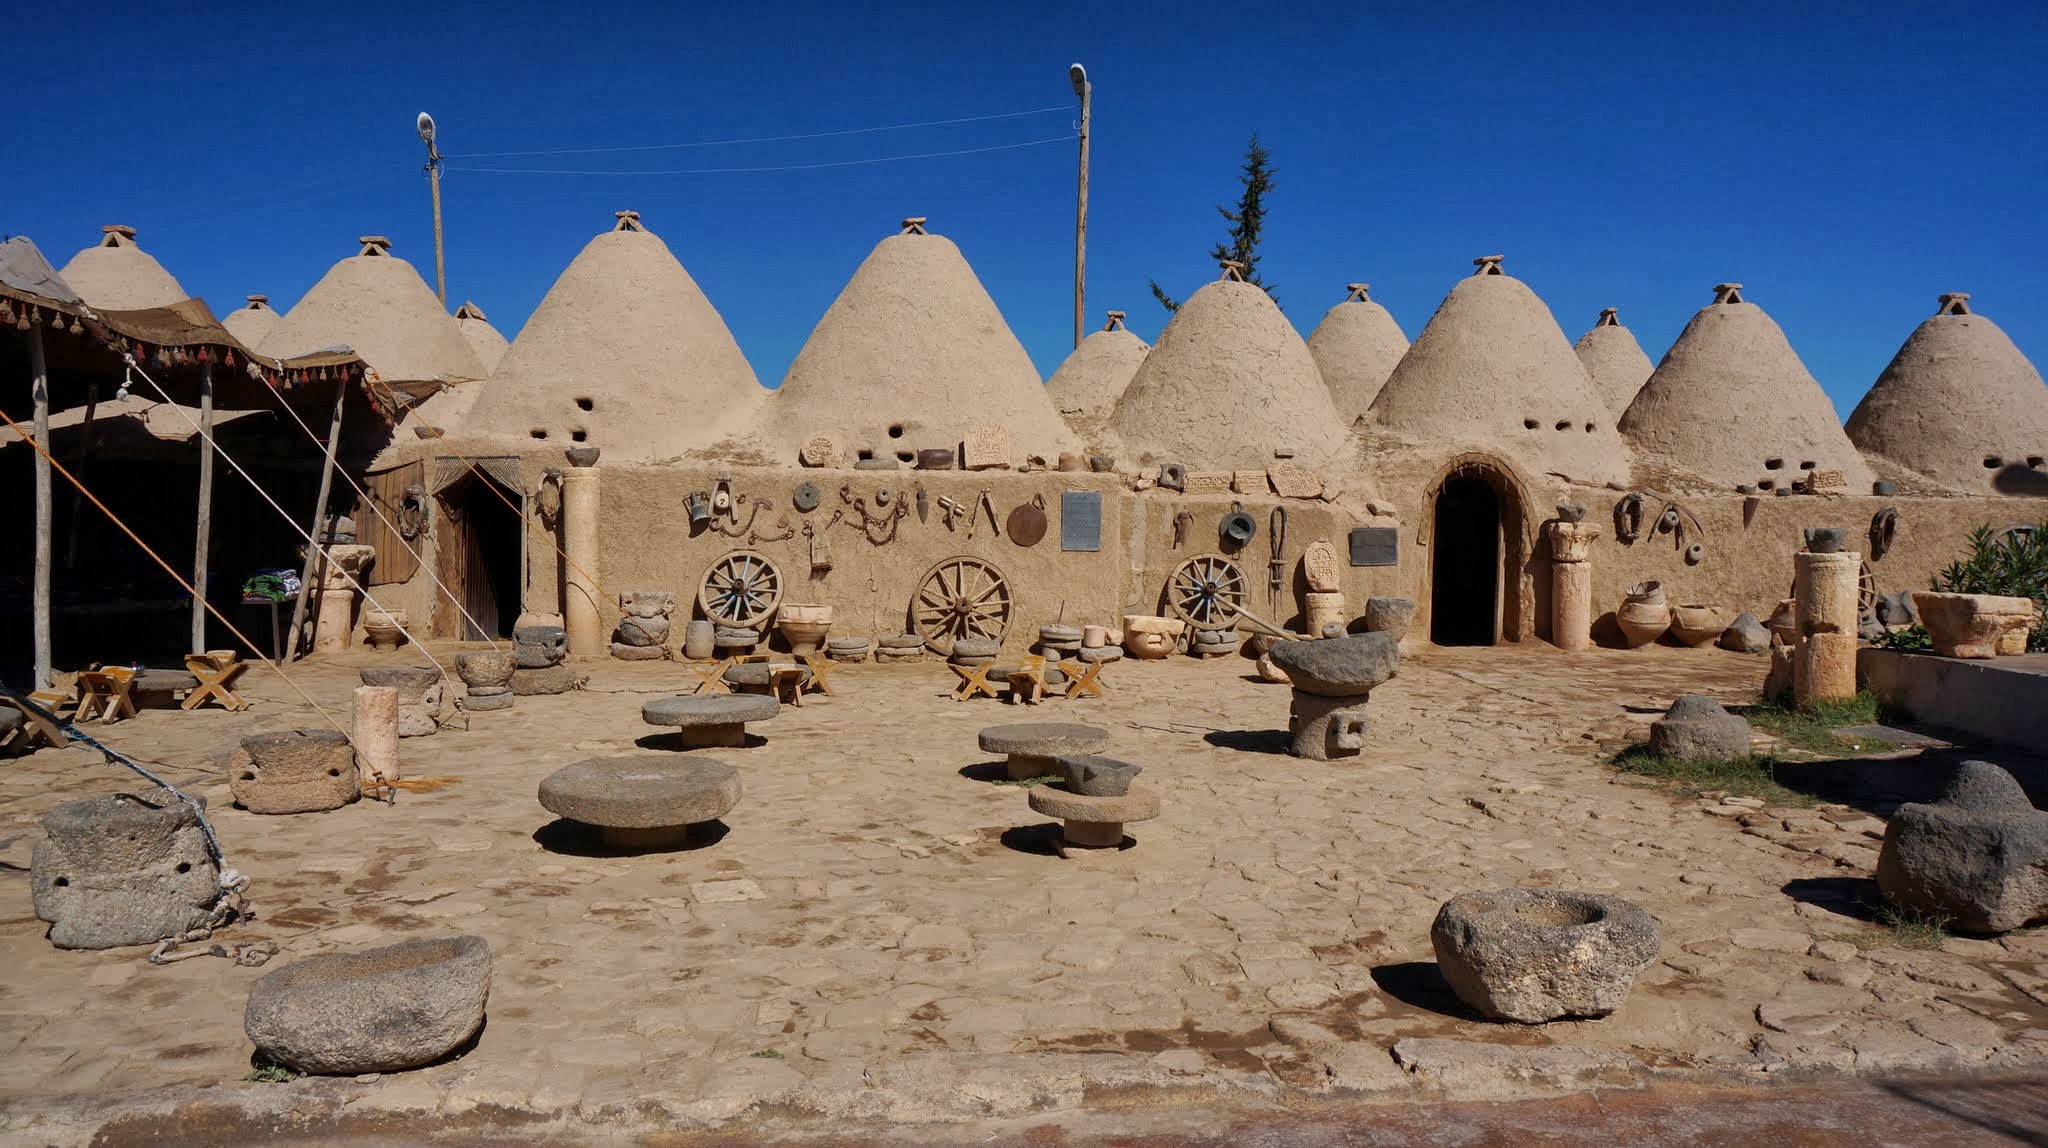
[
  {"left": 29, "top": 323, "right": 51, "bottom": 691},
  {"left": 286, "top": 382, "right": 347, "bottom": 659},
  {"left": 190, "top": 362, "right": 215, "bottom": 653}
]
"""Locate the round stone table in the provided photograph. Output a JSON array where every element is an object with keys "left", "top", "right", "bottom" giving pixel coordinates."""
[
  {"left": 977, "top": 722, "right": 1109, "bottom": 780},
  {"left": 538, "top": 756, "right": 741, "bottom": 848},
  {"left": 1027, "top": 785, "right": 1161, "bottom": 853},
  {"left": 643, "top": 693, "right": 779, "bottom": 748}
]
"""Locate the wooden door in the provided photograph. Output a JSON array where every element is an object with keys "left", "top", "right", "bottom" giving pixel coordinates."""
[{"left": 358, "top": 460, "right": 423, "bottom": 586}]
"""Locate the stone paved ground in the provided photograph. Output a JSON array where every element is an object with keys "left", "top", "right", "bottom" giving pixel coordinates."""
[{"left": 3, "top": 642, "right": 2046, "bottom": 1143}]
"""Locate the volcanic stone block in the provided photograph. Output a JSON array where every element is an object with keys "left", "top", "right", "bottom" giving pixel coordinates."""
[
  {"left": 1875, "top": 761, "right": 2048, "bottom": 933},
  {"left": 951, "top": 638, "right": 1001, "bottom": 660},
  {"left": 1364, "top": 597, "right": 1416, "bottom": 644},
  {"left": 245, "top": 935, "right": 492, "bottom": 1074},
  {"left": 1430, "top": 888, "right": 1660, "bottom": 1023},
  {"left": 230, "top": 730, "right": 361, "bottom": 814},
  {"left": 1268, "top": 632, "right": 1400, "bottom": 697},
  {"left": 31, "top": 793, "right": 220, "bottom": 950},
  {"left": 1646, "top": 695, "right": 1752, "bottom": 762},
  {"left": 1719, "top": 612, "right": 1770, "bottom": 654},
  {"left": 1288, "top": 691, "right": 1372, "bottom": 760},
  {"left": 538, "top": 756, "right": 742, "bottom": 848}
]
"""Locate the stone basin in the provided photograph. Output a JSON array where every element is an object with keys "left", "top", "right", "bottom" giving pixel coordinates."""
[
  {"left": 1912, "top": 592, "right": 2037, "bottom": 659},
  {"left": 1429, "top": 888, "right": 1659, "bottom": 1023},
  {"left": 538, "top": 756, "right": 742, "bottom": 848}
]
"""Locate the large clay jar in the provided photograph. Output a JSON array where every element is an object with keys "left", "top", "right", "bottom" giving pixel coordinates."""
[
  {"left": 1122, "top": 615, "right": 1184, "bottom": 660},
  {"left": 362, "top": 608, "right": 408, "bottom": 652},
  {"left": 1615, "top": 581, "right": 1670, "bottom": 648},
  {"left": 1913, "top": 592, "right": 2036, "bottom": 659},
  {"left": 1668, "top": 605, "right": 1731, "bottom": 648},
  {"left": 776, "top": 603, "right": 833, "bottom": 656}
]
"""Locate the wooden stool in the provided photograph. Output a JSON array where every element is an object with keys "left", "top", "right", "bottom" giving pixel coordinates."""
[
  {"left": 689, "top": 657, "right": 736, "bottom": 695},
  {"left": 74, "top": 665, "right": 140, "bottom": 724},
  {"left": 1063, "top": 659, "right": 1107, "bottom": 700},
  {"left": 798, "top": 652, "right": 836, "bottom": 698},
  {"left": 1, "top": 691, "right": 74, "bottom": 750},
  {"left": 1007, "top": 655, "right": 1050, "bottom": 705},
  {"left": 181, "top": 651, "right": 249, "bottom": 712},
  {"left": 951, "top": 662, "right": 999, "bottom": 701},
  {"left": 768, "top": 665, "right": 807, "bottom": 708}
]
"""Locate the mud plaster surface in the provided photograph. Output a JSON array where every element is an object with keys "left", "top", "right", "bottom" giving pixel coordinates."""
[{"left": 3, "top": 644, "right": 2046, "bottom": 1143}]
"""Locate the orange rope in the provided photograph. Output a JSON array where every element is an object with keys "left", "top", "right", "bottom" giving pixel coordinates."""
[{"left": 1, "top": 404, "right": 355, "bottom": 742}]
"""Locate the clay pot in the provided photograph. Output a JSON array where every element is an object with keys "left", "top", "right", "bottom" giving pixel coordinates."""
[
  {"left": 1122, "top": 614, "right": 1184, "bottom": 660},
  {"left": 1616, "top": 582, "right": 1671, "bottom": 648},
  {"left": 1913, "top": 592, "right": 2036, "bottom": 659},
  {"left": 1668, "top": 605, "right": 1731, "bottom": 648},
  {"left": 776, "top": 603, "right": 833, "bottom": 656},
  {"left": 683, "top": 620, "right": 716, "bottom": 660},
  {"left": 362, "top": 608, "right": 408, "bottom": 652},
  {"left": 1081, "top": 625, "right": 1108, "bottom": 649}
]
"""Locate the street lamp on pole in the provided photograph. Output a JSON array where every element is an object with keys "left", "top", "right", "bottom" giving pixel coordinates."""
[
  {"left": 418, "top": 112, "right": 447, "bottom": 307},
  {"left": 1069, "top": 63, "right": 1090, "bottom": 350}
]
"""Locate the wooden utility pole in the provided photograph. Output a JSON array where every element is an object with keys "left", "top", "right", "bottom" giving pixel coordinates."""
[
  {"left": 190, "top": 361, "right": 215, "bottom": 652},
  {"left": 1070, "top": 64, "right": 1091, "bottom": 350},
  {"left": 419, "top": 112, "right": 447, "bottom": 306},
  {"left": 286, "top": 381, "right": 347, "bottom": 658},
  {"left": 29, "top": 322, "right": 51, "bottom": 690}
]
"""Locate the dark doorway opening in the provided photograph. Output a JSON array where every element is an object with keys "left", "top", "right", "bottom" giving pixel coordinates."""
[
  {"left": 1431, "top": 473, "right": 1502, "bottom": 646},
  {"left": 435, "top": 473, "right": 523, "bottom": 640}
]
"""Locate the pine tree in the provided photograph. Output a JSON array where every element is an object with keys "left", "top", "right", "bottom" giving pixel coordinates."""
[{"left": 1150, "top": 134, "right": 1278, "bottom": 313}]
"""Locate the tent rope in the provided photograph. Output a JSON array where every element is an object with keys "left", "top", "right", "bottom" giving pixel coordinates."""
[
  {"left": 259, "top": 376, "right": 502, "bottom": 652},
  {"left": 124, "top": 356, "right": 452, "bottom": 680},
  {"left": 0, "top": 404, "right": 354, "bottom": 742}
]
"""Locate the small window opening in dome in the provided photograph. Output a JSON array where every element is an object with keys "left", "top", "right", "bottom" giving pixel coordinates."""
[
  {"left": 1523, "top": 418, "right": 1538, "bottom": 430},
  {"left": 1764, "top": 458, "right": 1784, "bottom": 470},
  {"left": 856, "top": 448, "right": 874, "bottom": 461},
  {"left": 571, "top": 430, "right": 588, "bottom": 443},
  {"left": 895, "top": 450, "right": 914, "bottom": 463},
  {"left": 1555, "top": 420, "right": 1571, "bottom": 431},
  {"left": 887, "top": 424, "right": 905, "bottom": 439},
  {"left": 1583, "top": 422, "right": 1595, "bottom": 433},
  {"left": 575, "top": 397, "right": 593, "bottom": 412},
  {"left": 1758, "top": 479, "right": 1775, "bottom": 491},
  {"left": 1985, "top": 456, "right": 2004, "bottom": 469},
  {"left": 1799, "top": 461, "right": 1816, "bottom": 470},
  {"left": 530, "top": 429, "right": 548, "bottom": 440},
  {"left": 2030, "top": 456, "right": 2045, "bottom": 469}
]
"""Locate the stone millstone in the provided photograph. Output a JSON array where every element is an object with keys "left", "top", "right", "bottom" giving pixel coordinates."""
[
  {"left": 951, "top": 638, "right": 1001, "bottom": 659},
  {"left": 725, "top": 662, "right": 811, "bottom": 690},
  {"left": 879, "top": 634, "right": 924, "bottom": 650},
  {"left": 1875, "top": 760, "right": 2048, "bottom": 933},
  {"left": 1430, "top": 888, "right": 1660, "bottom": 1023},
  {"left": 229, "top": 729, "right": 361, "bottom": 815},
  {"left": 538, "top": 756, "right": 742, "bottom": 829},
  {"left": 643, "top": 694, "right": 779, "bottom": 727},
  {"left": 244, "top": 935, "right": 491, "bottom": 1075},
  {"left": 31, "top": 793, "right": 220, "bottom": 950},
  {"left": 1267, "top": 632, "right": 1399, "bottom": 697},
  {"left": 827, "top": 637, "right": 871, "bottom": 652},
  {"left": 1027, "top": 784, "right": 1162, "bottom": 825},
  {"left": 1646, "top": 695, "right": 1752, "bottom": 762},
  {"left": 979, "top": 723, "right": 1111, "bottom": 758},
  {"left": 459, "top": 691, "right": 514, "bottom": 712}
]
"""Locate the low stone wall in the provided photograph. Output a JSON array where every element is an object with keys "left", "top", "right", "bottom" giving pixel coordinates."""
[{"left": 1859, "top": 648, "right": 2048, "bottom": 751}]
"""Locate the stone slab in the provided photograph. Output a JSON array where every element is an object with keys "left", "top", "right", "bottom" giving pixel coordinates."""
[{"left": 538, "top": 757, "right": 742, "bottom": 829}]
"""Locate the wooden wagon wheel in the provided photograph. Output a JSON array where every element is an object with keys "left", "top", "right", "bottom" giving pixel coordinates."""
[
  {"left": 911, "top": 556, "right": 1013, "bottom": 654},
  {"left": 1859, "top": 560, "right": 1878, "bottom": 619},
  {"left": 1166, "top": 554, "right": 1248, "bottom": 629},
  {"left": 697, "top": 549, "right": 783, "bottom": 629}
]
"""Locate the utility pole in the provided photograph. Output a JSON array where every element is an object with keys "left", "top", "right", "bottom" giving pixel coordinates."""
[
  {"left": 418, "top": 112, "right": 447, "bottom": 306},
  {"left": 1069, "top": 64, "right": 1090, "bottom": 349}
]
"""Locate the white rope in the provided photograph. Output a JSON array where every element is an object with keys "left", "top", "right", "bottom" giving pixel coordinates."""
[
  {"left": 262, "top": 383, "right": 502, "bottom": 652},
  {"left": 127, "top": 355, "right": 452, "bottom": 679}
]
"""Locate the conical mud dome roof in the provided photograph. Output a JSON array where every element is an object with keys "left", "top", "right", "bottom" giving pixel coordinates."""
[
  {"left": 222, "top": 294, "right": 281, "bottom": 349},
  {"left": 1847, "top": 293, "right": 2048, "bottom": 494},
  {"left": 453, "top": 300, "right": 509, "bottom": 375},
  {"left": 1110, "top": 266, "right": 1350, "bottom": 468},
  {"left": 1370, "top": 256, "right": 1630, "bottom": 485},
  {"left": 1047, "top": 310, "right": 1149, "bottom": 430},
  {"left": 1575, "top": 308, "right": 1654, "bottom": 415},
  {"left": 261, "top": 236, "right": 484, "bottom": 388},
  {"left": 1307, "top": 283, "right": 1407, "bottom": 425},
  {"left": 1621, "top": 284, "right": 1872, "bottom": 491},
  {"left": 59, "top": 226, "right": 187, "bottom": 311},
  {"left": 461, "top": 212, "right": 763, "bottom": 460},
  {"left": 769, "top": 218, "right": 1077, "bottom": 465}
]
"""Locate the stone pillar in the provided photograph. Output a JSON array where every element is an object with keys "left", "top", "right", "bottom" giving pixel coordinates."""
[
  {"left": 1793, "top": 550, "right": 1860, "bottom": 705},
  {"left": 352, "top": 685, "right": 401, "bottom": 787},
  {"left": 311, "top": 588, "right": 355, "bottom": 654},
  {"left": 561, "top": 451, "right": 603, "bottom": 658},
  {"left": 1304, "top": 592, "right": 1347, "bottom": 636},
  {"left": 1288, "top": 690, "right": 1372, "bottom": 760},
  {"left": 1547, "top": 522, "right": 1601, "bottom": 652}
]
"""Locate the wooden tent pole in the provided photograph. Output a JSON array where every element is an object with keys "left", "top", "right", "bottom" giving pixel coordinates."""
[
  {"left": 190, "top": 362, "right": 215, "bottom": 653},
  {"left": 286, "top": 381, "right": 347, "bottom": 659},
  {"left": 29, "top": 322, "right": 52, "bottom": 690}
]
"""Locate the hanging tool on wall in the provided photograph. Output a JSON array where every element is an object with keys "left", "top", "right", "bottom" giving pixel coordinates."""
[
  {"left": 936, "top": 495, "right": 965, "bottom": 532},
  {"left": 803, "top": 517, "right": 834, "bottom": 574},
  {"left": 915, "top": 484, "right": 929, "bottom": 525},
  {"left": 1007, "top": 494, "right": 1048, "bottom": 547},
  {"left": 1267, "top": 506, "right": 1288, "bottom": 611},
  {"left": 712, "top": 493, "right": 764, "bottom": 538},
  {"left": 967, "top": 490, "right": 1000, "bottom": 540},
  {"left": 1171, "top": 510, "right": 1195, "bottom": 551}
]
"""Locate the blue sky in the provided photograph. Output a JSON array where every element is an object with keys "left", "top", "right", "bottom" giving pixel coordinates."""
[{"left": 7, "top": 1, "right": 2044, "bottom": 416}]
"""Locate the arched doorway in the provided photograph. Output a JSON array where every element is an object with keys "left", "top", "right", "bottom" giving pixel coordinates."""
[
  {"left": 1431, "top": 473, "right": 1503, "bottom": 645},
  {"left": 434, "top": 471, "right": 524, "bottom": 640},
  {"left": 1424, "top": 455, "right": 1532, "bottom": 646}
]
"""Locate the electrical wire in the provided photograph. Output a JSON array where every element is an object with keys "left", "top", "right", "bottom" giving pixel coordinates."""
[
  {"left": 446, "top": 104, "right": 1071, "bottom": 159},
  {"left": 448, "top": 134, "right": 1076, "bottom": 177},
  {"left": 0, "top": 404, "right": 354, "bottom": 741}
]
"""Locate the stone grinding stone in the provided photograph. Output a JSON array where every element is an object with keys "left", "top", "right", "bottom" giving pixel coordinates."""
[
  {"left": 357, "top": 666, "right": 442, "bottom": 693},
  {"left": 459, "top": 692, "right": 514, "bottom": 712},
  {"left": 951, "top": 638, "right": 1001, "bottom": 659},
  {"left": 643, "top": 694, "right": 779, "bottom": 727},
  {"left": 538, "top": 756, "right": 742, "bottom": 828},
  {"left": 616, "top": 618, "right": 670, "bottom": 646},
  {"left": 1876, "top": 760, "right": 2048, "bottom": 933},
  {"left": 1053, "top": 754, "right": 1143, "bottom": 797},
  {"left": 1430, "top": 888, "right": 1660, "bottom": 1023},
  {"left": 513, "top": 625, "right": 567, "bottom": 668},
  {"left": 1646, "top": 695, "right": 1752, "bottom": 762},
  {"left": 978, "top": 723, "right": 1110, "bottom": 757},
  {"left": 511, "top": 665, "right": 585, "bottom": 695},
  {"left": 610, "top": 643, "right": 669, "bottom": 661},
  {"left": 826, "top": 648, "right": 870, "bottom": 663},
  {"left": 244, "top": 935, "right": 491, "bottom": 1075},
  {"left": 1027, "top": 785, "right": 1162, "bottom": 824},
  {"left": 827, "top": 638, "right": 871, "bottom": 651},
  {"left": 30, "top": 793, "right": 220, "bottom": 950},
  {"left": 1267, "top": 632, "right": 1400, "bottom": 697},
  {"left": 1039, "top": 625, "right": 1083, "bottom": 643},
  {"left": 879, "top": 634, "right": 925, "bottom": 650},
  {"left": 1075, "top": 646, "right": 1123, "bottom": 663},
  {"left": 230, "top": 730, "right": 361, "bottom": 815}
]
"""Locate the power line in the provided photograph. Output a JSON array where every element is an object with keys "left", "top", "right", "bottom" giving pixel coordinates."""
[
  {"left": 447, "top": 134, "right": 1076, "bottom": 177},
  {"left": 446, "top": 105, "right": 1072, "bottom": 159}
]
